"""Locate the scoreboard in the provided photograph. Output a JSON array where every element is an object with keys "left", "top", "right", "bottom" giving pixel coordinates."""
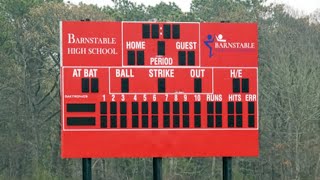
[{"left": 60, "top": 21, "right": 258, "bottom": 158}]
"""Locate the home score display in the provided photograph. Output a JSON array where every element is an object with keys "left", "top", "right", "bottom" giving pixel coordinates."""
[{"left": 60, "top": 21, "right": 258, "bottom": 158}]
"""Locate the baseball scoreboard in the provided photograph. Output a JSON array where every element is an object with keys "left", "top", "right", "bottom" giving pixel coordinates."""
[{"left": 60, "top": 21, "right": 258, "bottom": 158}]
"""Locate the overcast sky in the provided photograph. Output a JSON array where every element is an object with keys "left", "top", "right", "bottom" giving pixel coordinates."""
[{"left": 65, "top": 0, "right": 320, "bottom": 14}]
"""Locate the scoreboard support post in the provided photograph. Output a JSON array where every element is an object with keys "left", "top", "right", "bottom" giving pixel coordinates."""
[
  {"left": 153, "top": 157, "right": 162, "bottom": 180},
  {"left": 82, "top": 158, "right": 92, "bottom": 180},
  {"left": 223, "top": 157, "right": 232, "bottom": 180}
]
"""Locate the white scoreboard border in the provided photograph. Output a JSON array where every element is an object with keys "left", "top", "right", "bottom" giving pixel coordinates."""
[
  {"left": 60, "top": 21, "right": 63, "bottom": 67},
  {"left": 61, "top": 66, "right": 258, "bottom": 131}
]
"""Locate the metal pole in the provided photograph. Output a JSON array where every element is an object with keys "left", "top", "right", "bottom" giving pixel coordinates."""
[
  {"left": 223, "top": 157, "right": 232, "bottom": 180},
  {"left": 153, "top": 157, "right": 162, "bottom": 180},
  {"left": 82, "top": 158, "right": 92, "bottom": 180}
]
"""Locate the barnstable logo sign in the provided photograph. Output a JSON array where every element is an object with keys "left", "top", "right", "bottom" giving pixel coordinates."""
[{"left": 204, "top": 33, "right": 255, "bottom": 58}]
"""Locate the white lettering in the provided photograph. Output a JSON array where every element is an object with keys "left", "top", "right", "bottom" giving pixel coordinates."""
[
  {"left": 126, "top": 41, "right": 145, "bottom": 49},
  {"left": 149, "top": 69, "right": 174, "bottom": 78},
  {"left": 72, "top": 69, "right": 82, "bottom": 77},
  {"left": 230, "top": 69, "right": 242, "bottom": 78},
  {"left": 228, "top": 94, "right": 241, "bottom": 101},
  {"left": 88, "top": 48, "right": 117, "bottom": 55},
  {"left": 190, "top": 69, "right": 205, "bottom": 78},
  {"left": 206, "top": 94, "right": 223, "bottom": 101},
  {"left": 245, "top": 94, "right": 257, "bottom": 101},
  {"left": 67, "top": 48, "right": 86, "bottom": 54},
  {"left": 67, "top": 33, "right": 116, "bottom": 44},
  {"left": 115, "top": 69, "right": 134, "bottom": 78},
  {"left": 215, "top": 42, "right": 255, "bottom": 49},
  {"left": 83, "top": 69, "right": 97, "bottom": 77},
  {"left": 150, "top": 57, "right": 173, "bottom": 65},
  {"left": 68, "top": 33, "right": 75, "bottom": 43},
  {"left": 176, "top": 42, "right": 197, "bottom": 50}
]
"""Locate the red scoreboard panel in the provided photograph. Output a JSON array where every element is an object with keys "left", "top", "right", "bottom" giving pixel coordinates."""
[{"left": 60, "top": 21, "right": 258, "bottom": 158}]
